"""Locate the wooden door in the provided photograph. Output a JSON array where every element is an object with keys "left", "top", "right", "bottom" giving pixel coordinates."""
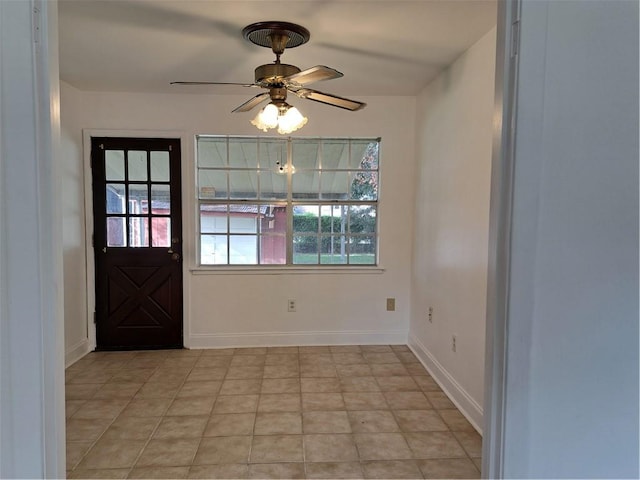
[{"left": 92, "top": 137, "right": 183, "bottom": 350}]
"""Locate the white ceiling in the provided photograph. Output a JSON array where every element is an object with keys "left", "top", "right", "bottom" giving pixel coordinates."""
[{"left": 58, "top": 0, "right": 497, "bottom": 97}]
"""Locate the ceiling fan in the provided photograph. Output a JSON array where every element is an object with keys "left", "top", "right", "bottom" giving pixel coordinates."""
[{"left": 171, "top": 21, "right": 365, "bottom": 132}]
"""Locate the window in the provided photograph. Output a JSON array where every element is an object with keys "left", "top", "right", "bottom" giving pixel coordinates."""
[{"left": 197, "top": 136, "right": 379, "bottom": 266}]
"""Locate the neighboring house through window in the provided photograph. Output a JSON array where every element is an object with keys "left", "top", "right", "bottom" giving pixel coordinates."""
[{"left": 196, "top": 136, "right": 380, "bottom": 266}]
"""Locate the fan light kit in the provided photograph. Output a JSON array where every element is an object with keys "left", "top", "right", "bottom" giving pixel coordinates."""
[{"left": 171, "top": 21, "right": 365, "bottom": 134}]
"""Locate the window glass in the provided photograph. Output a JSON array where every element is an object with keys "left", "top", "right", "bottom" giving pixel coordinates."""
[
  {"left": 322, "top": 141, "right": 349, "bottom": 169},
  {"left": 349, "top": 206, "right": 377, "bottom": 234},
  {"left": 349, "top": 235, "right": 376, "bottom": 264},
  {"left": 259, "top": 171, "right": 287, "bottom": 199},
  {"left": 229, "top": 171, "right": 258, "bottom": 199},
  {"left": 292, "top": 171, "right": 320, "bottom": 199},
  {"left": 320, "top": 171, "right": 350, "bottom": 200},
  {"left": 200, "top": 205, "right": 228, "bottom": 233},
  {"left": 229, "top": 138, "right": 258, "bottom": 168},
  {"left": 201, "top": 234, "right": 228, "bottom": 264},
  {"left": 198, "top": 138, "right": 227, "bottom": 168},
  {"left": 198, "top": 170, "right": 227, "bottom": 199}
]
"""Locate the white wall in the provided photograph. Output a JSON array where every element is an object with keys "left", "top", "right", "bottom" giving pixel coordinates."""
[
  {"left": 0, "top": 0, "right": 65, "bottom": 477},
  {"left": 502, "top": 0, "right": 639, "bottom": 477},
  {"left": 61, "top": 81, "right": 90, "bottom": 365},
  {"left": 409, "top": 29, "right": 496, "bottom": 431},
  {"left": 60, "top": 87, "right": 417, "bottom": 354}
]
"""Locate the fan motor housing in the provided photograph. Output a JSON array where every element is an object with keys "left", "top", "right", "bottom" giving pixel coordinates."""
[{"left": 255, "top": 63, "right": 300, "bottom": 85}]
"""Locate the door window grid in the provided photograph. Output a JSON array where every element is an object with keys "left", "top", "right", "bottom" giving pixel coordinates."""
[
  {"left": 105, "top": 149, "right": 171, "bottom": 248},
  {"left": 197, "top": 136, "right": 380, "bottom": 266}
]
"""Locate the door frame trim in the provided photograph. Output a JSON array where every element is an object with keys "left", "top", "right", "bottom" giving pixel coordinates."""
[
  {"left": 482, "top": 0, "right": 521, "bottom": 477},
  {"left": 82, "top": 129, "right": 193, "bottom": 352}
]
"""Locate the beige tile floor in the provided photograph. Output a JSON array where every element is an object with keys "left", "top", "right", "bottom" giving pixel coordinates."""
[{"left": 66, "top": 345, "right": 482, "bottom": 479}]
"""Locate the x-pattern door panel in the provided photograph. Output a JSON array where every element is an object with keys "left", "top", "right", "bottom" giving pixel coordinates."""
[{"left": 92, "top": 137, "right": 182, "bottom": 349}]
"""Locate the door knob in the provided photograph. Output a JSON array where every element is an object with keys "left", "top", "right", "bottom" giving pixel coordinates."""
[{"left": 171, "top": 252, "right": 180, "bottom": 261}]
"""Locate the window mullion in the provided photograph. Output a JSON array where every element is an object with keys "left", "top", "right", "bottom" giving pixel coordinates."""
[
  {"left": 286, "top": 138, "right": 293, "bottom": 265},
  {"left": 226, "top": 137, "right": 231, "bottom": 265}
]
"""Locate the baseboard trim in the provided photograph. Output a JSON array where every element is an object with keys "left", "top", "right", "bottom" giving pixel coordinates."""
[
  {"left": 408, "top": 333, "right": 484, "bottom": 434},
  {"left": 189, "top": 330, "right": 408, "bottom": 349},
  {"left": 65, "top": 338, "right": 91, "bottom": 367}
]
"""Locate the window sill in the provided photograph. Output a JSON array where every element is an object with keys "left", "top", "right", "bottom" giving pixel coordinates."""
[{"left": 190, "top": 266, "right": 386, "bottom": 275}]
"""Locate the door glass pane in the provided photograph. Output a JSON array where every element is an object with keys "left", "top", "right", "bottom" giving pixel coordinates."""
[
  {"left": 128, "top": 151, "right": 147, "bottom": 181},
  {"left": 151, "top": 184, "right": 170, "bottom": 214},
  {"left": 105, "top": 150, "right": 125, "bottom": 181},
  {"left": 128, "top": 217, "right": 149, "bottom": 247},
  {"left": 201, "top": 234, "right": 227, "bottom": 264},
  {"left": 106, "top": 184, "right": 126, "bottom": 214},
  {"left": 106, "top": 217, "right": 126, "bottom": 246},
  {"left": 150, "top": 151, "right": 170, "bottom": 181},
  {"left": 151, "top": 218, "right": 170, "bottom": 247},
  {"left": 128, "top": 184, "right": 148, "bottom": 214}
]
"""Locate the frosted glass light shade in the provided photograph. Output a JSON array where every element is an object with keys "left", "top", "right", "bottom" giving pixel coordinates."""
[
  {"left": 277, "top": 106, "right": 308, "bottom": 134},
  {"left": 250, "top": 102, "right": 308, "bottom": 134},
  {"left": 251, "top": 103, "right": 279, "bottom": 131}
]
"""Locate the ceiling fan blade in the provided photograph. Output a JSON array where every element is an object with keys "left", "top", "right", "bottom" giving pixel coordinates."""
[
  {"left": 232, "top": 92, "right": 271, "bottom": 113},
  {"left": 294, "top": 88, "right": 366, "bottom": 111},
  {"left": 284, "top": 65, "right": 343, "bottom": 86},
  {"left": 171, "top": 81, "right": 259, "bottom": 87}
]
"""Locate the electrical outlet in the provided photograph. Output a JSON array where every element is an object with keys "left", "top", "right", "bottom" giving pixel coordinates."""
[
  {"left": 386, "top": 298, "right": 396, "bottom": 311},
  {"left": 452, "top": 334, "right": 457, "bottom": 352},
  {"left": 288, "top": 299, "right": 296, "bottom": 312},
  {"left": 428, "top": 307, "right": 433, "bottom": 323}
]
